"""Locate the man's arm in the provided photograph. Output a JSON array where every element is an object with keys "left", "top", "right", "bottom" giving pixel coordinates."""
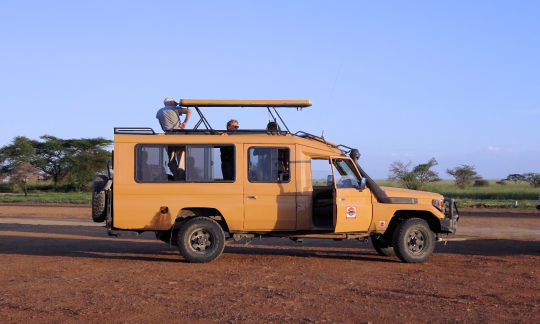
[{"left": 179, "top": 108, "right": 191, "bottom": 129}]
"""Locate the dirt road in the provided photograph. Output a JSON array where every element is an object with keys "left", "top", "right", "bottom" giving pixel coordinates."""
[{"left": 0, "top": 204, "right": 538, "bottom": 323}]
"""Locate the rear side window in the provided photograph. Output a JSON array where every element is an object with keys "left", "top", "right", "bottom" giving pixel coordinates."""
[
  {"left": 248, "top": 147, "right": 290, "bottom": 182},
  {"left": 135, "top": 144, "right": 235, "bottom": 182}
]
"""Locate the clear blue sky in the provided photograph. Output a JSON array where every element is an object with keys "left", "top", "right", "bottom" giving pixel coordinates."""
[{"left": 1, "top": 1, "right": 538, "bottom": 179}]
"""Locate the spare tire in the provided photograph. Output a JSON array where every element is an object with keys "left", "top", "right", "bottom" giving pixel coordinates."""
[{"left": 92, "top": 174, "right": 108, "bottom": 222}]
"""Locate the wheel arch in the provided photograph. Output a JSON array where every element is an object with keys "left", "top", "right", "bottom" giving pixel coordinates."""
[
  {"left": 174, "top": 207, "right": 230, "bottom": 234},
  {"left": 385, "top": 210, "right": 441, "bottom": 237}
]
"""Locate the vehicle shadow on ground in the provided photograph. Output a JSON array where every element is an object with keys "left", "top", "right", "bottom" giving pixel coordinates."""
[
  {"left": 1, "top": 224, "right": 539, "bottom": 263},
  {"left": 0, "top": 224, "right": 390, "bottom": 263},
  {"left": 0, "top": 232, "right": 396, "bottom": 264},
  {"left": 0, "top": 224, "right": 180, "bottom": 262},
  {"left": 223, "top": 245, "right": 398, "bottom": 263}
]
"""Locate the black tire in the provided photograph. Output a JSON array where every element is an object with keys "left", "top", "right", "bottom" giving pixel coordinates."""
[
  {"left": 177, "top": 217, "right": 225, "bottom": 263},
  {"left": 392, "top": 218, "right": 435, "bottom": 263},
  {"left": 370, "top": 235, "right": 395, "bottom": 257},
  {"left": 91, "top": 174, "right": 108, "bottom": 223}
]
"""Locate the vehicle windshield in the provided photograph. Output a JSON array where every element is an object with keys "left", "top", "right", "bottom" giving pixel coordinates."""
[{"left": 332, "top": 158, "right": 362, "bottom": 189}]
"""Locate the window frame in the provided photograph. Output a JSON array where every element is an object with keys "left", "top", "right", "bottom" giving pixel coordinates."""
[
  {"left": 331, "top": 157, "right": 363, "bottom": 189},
  {"left": 134, "top": 143, "right": 236, "bottom": 183},
  {"left": 247, "top": 146, "right": 291, "bottom": 183}
]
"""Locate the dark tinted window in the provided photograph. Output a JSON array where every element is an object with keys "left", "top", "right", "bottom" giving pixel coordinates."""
[
  {"left": 248, "top": 147, "right": 290, "bottom": 182},
  {"left": 136, "top": 144, "right": 235, "bottom": 182}
]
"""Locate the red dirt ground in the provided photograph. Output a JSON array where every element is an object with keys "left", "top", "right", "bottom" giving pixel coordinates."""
[{"left": 0, "top": 204, "right": 538, "bottom": 323}]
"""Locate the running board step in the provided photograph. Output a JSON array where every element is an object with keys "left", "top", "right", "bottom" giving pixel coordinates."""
[{"left": 107, "top": 229, "right": 140, "bottom": 237}]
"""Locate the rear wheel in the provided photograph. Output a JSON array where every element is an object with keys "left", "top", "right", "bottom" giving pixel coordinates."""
[
  {"left": 91, "top": 174, "right": 108, "bottom": 223},
  {"left": 370, "top": 234, "right": 395, "bottom": 257},
  {"left": 392, "top": 218, "right": 435, "bottom": 263},
  {"left": 177, "top": 217, "right": 225, "bottom": 263}
]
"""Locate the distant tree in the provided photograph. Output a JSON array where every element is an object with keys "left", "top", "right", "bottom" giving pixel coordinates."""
[
  {"left": 523, "top": 173, "right": 540, "bottom": 188},
  {"left": 389, "top": 158, "right": 440, "bottom": 190},
  {"left": 412, "top": 158, "right": 441, "bottom": 183},
  {"left": 506, "top": 174, "right": 526, "bottom": 183},
  {"left": 10, "top": 163, "right": 40, "bottom": 196},
  {"left": 0, "top": 137, "right": 40, "bottom": 196},
  {"left": 33, "top": 135, "right": 112, "bottom": 190},
  {"left": 446, "top": 164, "right": 481, "bottom": 188},
  {"left": 65, "top": 137, "right": 112, "bottom": 190},
  {"left": 0, "top": 136, "right": 36, "bottom": 176},
  {"left": 2, "top": 135, "right": 112, "bottom": 191},
  {"left": 33, "top": 135, "right": 71, "bottom": 188}
]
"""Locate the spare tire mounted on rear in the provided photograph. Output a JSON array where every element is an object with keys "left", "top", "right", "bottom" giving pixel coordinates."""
[{"left": 92, "top": 174, "right": 109, "bottom": 223}]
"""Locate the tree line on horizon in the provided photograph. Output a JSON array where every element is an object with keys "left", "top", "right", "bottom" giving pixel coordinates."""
[
  {"left": 389, "top": 158, "right": 540, "bottom": 190},
  {"left": 0, "top": 135, "right": 112, "bottom": 195},
  {"left": 1, "top": 135, "right": 539, "bottom": 195}
]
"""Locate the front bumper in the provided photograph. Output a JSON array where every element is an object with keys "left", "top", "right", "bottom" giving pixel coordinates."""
[{"left": 440, "top": 197, "right": 459, "bottom": 233}]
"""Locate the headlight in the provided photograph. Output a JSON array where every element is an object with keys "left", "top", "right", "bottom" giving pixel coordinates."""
[{"left": 432, "top": 199, "right": 444, "bottom": 211}]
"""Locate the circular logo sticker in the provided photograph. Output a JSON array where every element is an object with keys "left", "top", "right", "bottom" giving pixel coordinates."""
[{"left": 346, "top": 206, "right": 356, "bottom": 219}]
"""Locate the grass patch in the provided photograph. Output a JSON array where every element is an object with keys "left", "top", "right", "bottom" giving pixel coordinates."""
[
  {"left": 377, "top": 180, "right": 540, "bottom": 210},
  {"left": 0, "top": 192, "right": 91, "bottom": 204},
  {"left": 454, "top": 199, "right": 538, "bottom": 209},
  {"left": 1, "top": 180, "right": 539, "bottom": 209}
]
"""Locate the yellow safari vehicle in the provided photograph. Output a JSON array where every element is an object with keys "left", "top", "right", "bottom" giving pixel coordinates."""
[{"left": 92, "top": 99, "right": 458, "bottom": 263}]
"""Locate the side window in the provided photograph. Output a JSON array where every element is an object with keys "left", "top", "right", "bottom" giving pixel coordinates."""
[
  {"left": 136, "top": 144, "right": 235, "bottom": 182},
  {"left": 310, "top": 158, "right": 333, "bottom": 187},
  {"left": 248, "top": 147, "right": 290, "bottom": 182},
  {"left": 136, "top": 145, "right": 171, "bottom": 181},
  {"left": 332, "top": 159, "right": 362, "bottom": 189}
]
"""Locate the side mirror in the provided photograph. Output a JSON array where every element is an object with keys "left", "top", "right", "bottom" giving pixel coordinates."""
[
  {"left": 327, "top": 175, "right": 333, "bottom": 186},
  {"left": 359, "top": 178, "right": 367, "bottom": 191},
  {"left": 349, "top": 149, "right": 361, "bottom": 160}
]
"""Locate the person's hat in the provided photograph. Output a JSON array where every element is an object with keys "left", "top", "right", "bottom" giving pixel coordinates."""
[{"left": 164, "top": 97, "right": 176, "bottom": 106}]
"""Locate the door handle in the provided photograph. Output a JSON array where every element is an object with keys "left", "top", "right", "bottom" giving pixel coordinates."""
[
  {"left": 246, "top": 195, "right": 257, "bottom": 199},
  {"left": 338, "top": 198, "right": 345, "bottom": 201}
]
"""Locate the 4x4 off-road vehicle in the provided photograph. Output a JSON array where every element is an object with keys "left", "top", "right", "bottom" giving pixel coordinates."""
[{"left": 92, "top": 99, "right": 458, "bottom": 263}]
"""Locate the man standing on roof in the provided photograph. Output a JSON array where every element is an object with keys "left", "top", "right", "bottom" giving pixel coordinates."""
[{"left": 156, "top": 97, "right": 192, "bottom": 132}]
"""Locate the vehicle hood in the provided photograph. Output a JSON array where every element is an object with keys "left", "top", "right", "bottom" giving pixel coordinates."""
[{"left": 380, "top": 187, "right": 443, "bottom": 200}]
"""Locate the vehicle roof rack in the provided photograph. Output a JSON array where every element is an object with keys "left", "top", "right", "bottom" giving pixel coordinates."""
[
  {"left": 178, "top": 99, "right": 310, "bottom": 133},
  {"left": 114, "top": 99, "right": 353, "bottom": 156},
  {"left": 179, "top": 99, "right": 311, "bottom": 108},
  {"left": 164, "top": 129, "right": 290, "bottom": 135},
  {"left": 114, "top": 127, "right": 352, "bottom": 155},
  {"left": 294, "top": 131, "right": 353, "bottom": 155},
  {"left": 114, "top": 127, "right": 156, "bottom": 135}
]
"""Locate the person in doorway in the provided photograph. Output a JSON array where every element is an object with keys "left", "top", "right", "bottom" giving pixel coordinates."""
[
  {"left": 220, "top": 119, "right": 238, "bottom": 180},
  {"left": 226, "top": 119, "right": 239, "bottom": 132},
  {"left": 156, "top": 97, "right": 191, "bottom": 132}
]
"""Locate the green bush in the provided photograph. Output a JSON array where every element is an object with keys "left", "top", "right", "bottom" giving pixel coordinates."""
[
  {"left": 27, "top": 182, "right": 79, "bottom": 192},
  {"left": 0, "top": 182, "right": 14, "bottom": 193},
  {"left": 473, "top": 179, "right": 489, "bottom": 187}
]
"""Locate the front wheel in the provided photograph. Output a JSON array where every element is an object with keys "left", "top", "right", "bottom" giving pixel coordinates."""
[
  {"left": 177, "top": 217, "right": 225, "bottom": 263},
  {"left": 392, "top": 218, "right": 435, "bottom": 263}
]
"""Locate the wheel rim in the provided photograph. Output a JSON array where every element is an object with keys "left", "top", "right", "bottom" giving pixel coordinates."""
[
  {"left": 188, "top": 227, "right": 213, "bottom": 254},
  {"left": 406, "top": 228, "right": 426, "bottom": 255}
]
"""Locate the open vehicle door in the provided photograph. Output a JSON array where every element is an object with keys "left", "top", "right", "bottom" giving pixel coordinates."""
[{"left": 331, "top": 157, "right": 373, "bottom": 233}]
